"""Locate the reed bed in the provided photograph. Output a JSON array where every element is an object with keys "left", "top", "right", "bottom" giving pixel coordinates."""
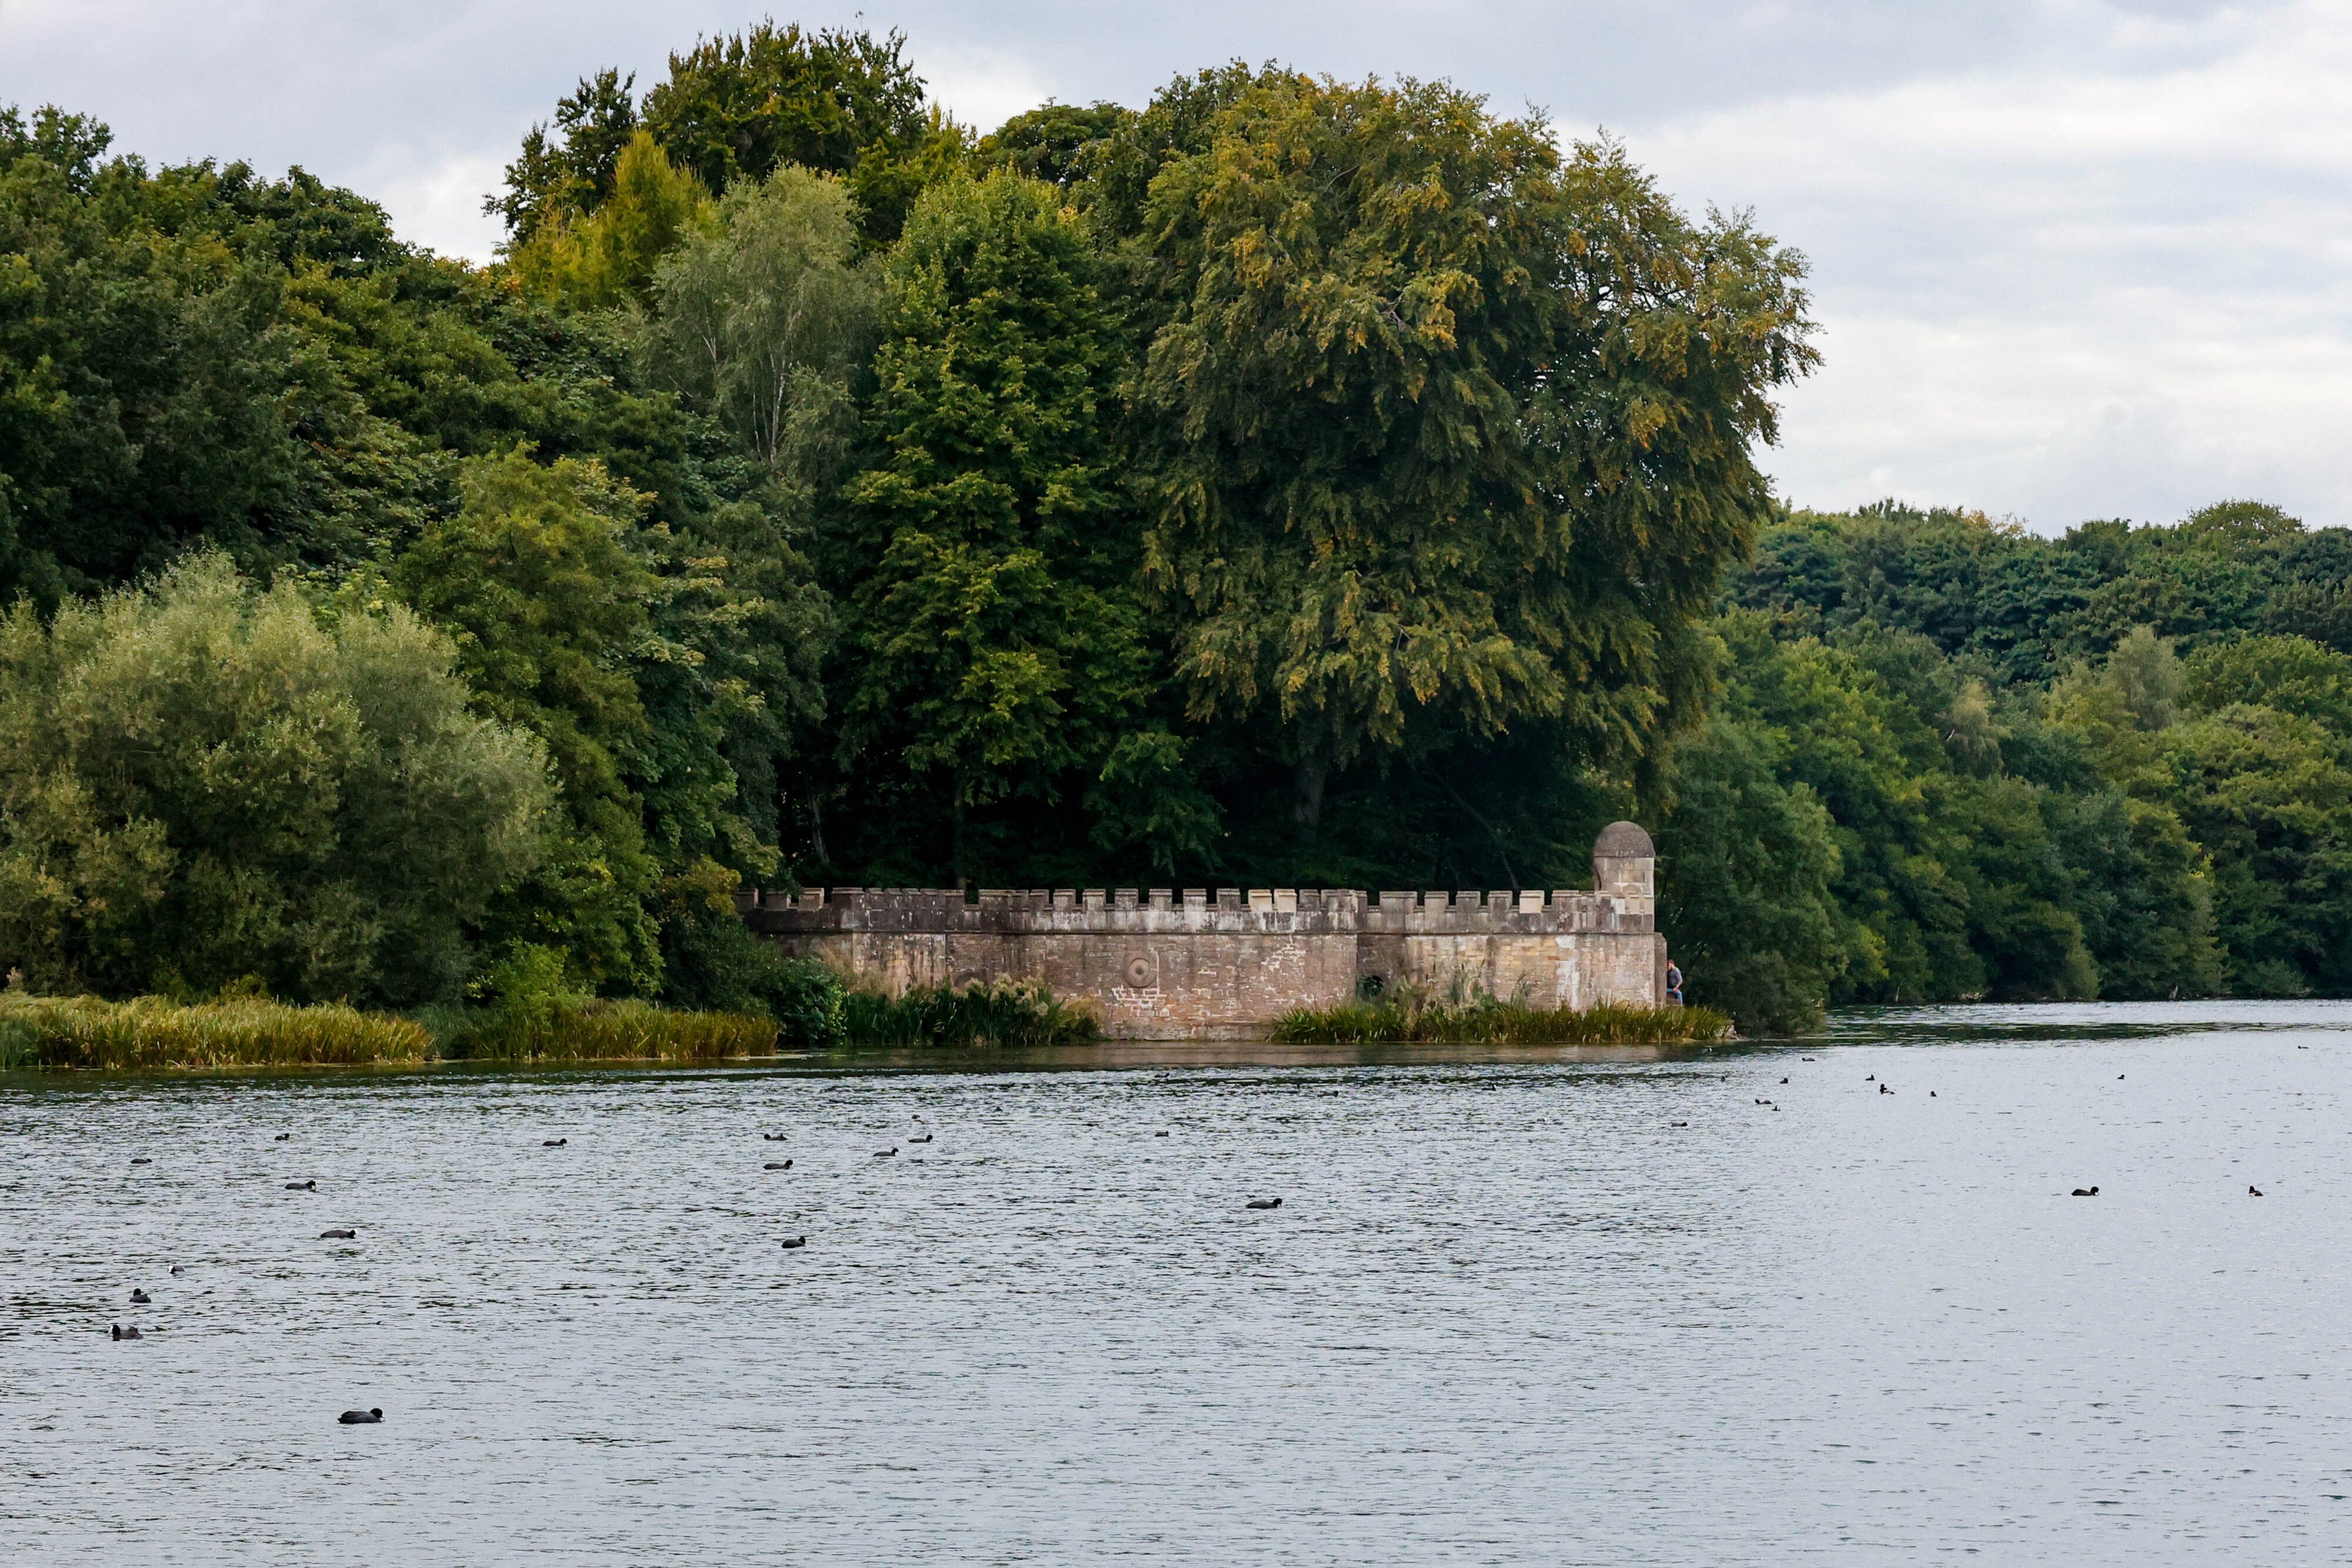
[
  {"left": 0, "top": 994, "right": 435, "bottom": 1070},
  {"left": 442, "top": 999, "right": 777, "bottom": 1062},
  {"left": 1271, "top": 997, "right": 1733, "bottom": 1046},
  {"left": 839, "top": 978, "right": 1100, "bottom": 1049}
]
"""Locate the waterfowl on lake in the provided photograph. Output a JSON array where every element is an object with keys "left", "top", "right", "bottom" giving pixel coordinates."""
[
  {"left": 910, "top": 1133, "right": 933, "bottom": 1144},
  {"left": 169, "top": 1265, "right": 184, "bottom": 1275},
  {"left": 543, "top": 1138, "right": 567, "bottom": 1147},
  {"left": 1930, "top": 1091, "right": 1937, "bottom": 1098},
  {"left": 1154, "top": 1131, "right": 1171, "bottom": 1137},
  {"left": 112, "top": 1324, "right": 140, "bottom": 1340},
  {"left": 274, "top": 1132, "right": 291, "bottom": 1141},
  {"left": 780, "top": 1236, "right": 807, "bottom": 1249},
  {"left": 2250, "top": 1185, "right": 2264, "bottom": 1196},
  {"left": 1245, "top": 1197, "right": 1282, "bottom": 1210},
  {"left": 764, "top": 1161, "right": 793, "bottom": 1171},
  {"left": 338, "top": 1407, "right": 383, "bottom": 1425},
  {"left": 1779, "top": 1078, "right": 1788, "bottom": 1084},
  {"left": 319, "top": 1228, "right": 356, "bottom": 1240},
  {"left": 285, "top": 1180, "right": 315, "bottom": 1191},
  {"left": 131, "top": 1158, "right": 151, "bottom": 1165},
  {"left": 1865, "top": 1074, "right": 1874, "bottom": 1081},
  {"left": 2072, "top": 1186, "right": 2099, "bottom": 1196},
  {"left": 874, "top": 1147, "right": 897, "bottom": 1158},
  {"left": 1879, "top": 1084, "right": 1893, "bottom": 1094},
  {"left": 1669, "top": 1121, "right": 1688, "bottom": 1127},
  {"left": 129, "top": 1289, "right": 150, "bottom": 1303},
  {"left": 763, "top": 1133, "right": 787, "bottom": 1141}
]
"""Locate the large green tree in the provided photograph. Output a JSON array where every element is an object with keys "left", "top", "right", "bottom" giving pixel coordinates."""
[
  {"left": 829, "top": 172, "right": 1209, "bottom": 881},
  {"left": 1132, "top": 75, "right": 1816, "bottom": 845}
]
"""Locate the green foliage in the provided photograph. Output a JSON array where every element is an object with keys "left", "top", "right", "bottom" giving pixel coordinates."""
[
  {"left": 0, "top": 556, "right": 550, "bottom": 1005},
  {"left": 1134, "top": 76, "right": 1815, "bottom": 842},
  {"left": 1656, "top": 716, "right": 1849, "bottom": 1032},
  {"left": 442, "top": 994, "right": 776, "bottom": 1062},
  {"left": 508, "top": 131, "right": 711, "bottom": 307},
  {"left": 0, "top": 991, "right": 434, "bottom": 1070},
  {"left": 640, "top": 165, "right": 874, "bottom": 476},
  {"left": 837, "top": 978, "right": 1100, "bottom": 1048},
  {"left": 831, "top": 170, "right": 1210, "bottom": 879},
  {"left": 498, "top": 23, "right": 943, "bottom": 250},
  {"left": 1271, "top": 995, "right": 1731, "bottom": 1045}
]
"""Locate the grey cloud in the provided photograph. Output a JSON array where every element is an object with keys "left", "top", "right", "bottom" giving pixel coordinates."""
[{"left": 2, "top": 0, "right": 2342, "bottom": 527}]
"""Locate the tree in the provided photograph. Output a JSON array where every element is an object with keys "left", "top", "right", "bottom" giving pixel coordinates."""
[
  {"left": 508, "top": 131, "right": 710, "bottom": 308},
  {"left": 393, "top": 448, "right": 665, "bottom": 991},
  {"left": 640, "top": 165, "right": 875, "bottom": 476},
  {"left": 1134, "top": 76, "right": 1816, "bottom": 842},
  {"left": 1657, "top": 716, "right": 1850, "bottom": 1032},
  {"left": 833, "top": 172, "right": 1208, "bottom": 880},
  {"left": 0, "top": 555, "right": 550, "bottom": 1004}
]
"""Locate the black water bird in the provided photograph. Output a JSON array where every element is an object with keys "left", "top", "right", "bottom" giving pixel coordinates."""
[
  {"left": 780, "top": 1236, "right": 807, "bottom": 1249},
  {"left": 131, "top": 1157, "right": 152, "bottom": 1165},
  {"left": 874, "top": 1147, "right": 897, "bottom": 1158},
  {"left": 2119, "top": 1074, "right": 2126, "bottom": 1081},
  {"left": 2072, "top": 1186, "right": 2099, "bottom": 1196},
  {"left": 285, "top": 1180, "right": 315, "bottom": 1191},
  {"left": 764, "top": 1161, "right": 793, "bottom": 1171},
  {"left": 1669, "top": 1121, "right": 1688, "bottom": 1128},
  {"left": 129, "top": 1289, "right": 150, "bottom": 1303},
  {"left": 169, "top": 1265, "right": 184, "bottom": 1275},
  {"left": 112, "top": 1324, "right": 140, "bottom": 1340},
  {"left": 1154, "top": 1131, "right": 1171, "bottom": 1137},
  {"left": 1879, "top": 1084, "right": 1893, "bottom": 1095},
  {"left": 275, "top": 1132, "right": 291, "bottom": 1141},
  {"left": 543, "top": 1138, "right": 567, "bottom": 1148},
  {"left": 338, "top": 1408, "right": 383, "bottom": 1425},
  {"left": 2251, "top": 1185, "right": 2264, "bottom": 1196},
  {"left": 910, "top": 1133, "right": 933, "bottom": 1144},
  {"left": 1779, "top": 1078, "right": 1789, "bottom": 1085},
  {"left": 320, "top": 1228, "right": 356, "bottom": 1240},
  {"left": 763, "top": 1133, "right": 787, "bottom": 1142},
  {"left": 1865, "top": 1074, "right": 1875, "bottom": 1081},
  {"left": 1245, "top": 1198, "right": 1282, "bottom": 1210}
]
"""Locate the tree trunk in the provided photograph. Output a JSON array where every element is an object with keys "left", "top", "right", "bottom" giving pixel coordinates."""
[{"left": 1291, "top": 752, "right": 1329, "bottom": 842}]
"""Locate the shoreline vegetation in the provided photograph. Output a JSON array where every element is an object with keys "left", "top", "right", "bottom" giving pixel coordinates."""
[
  {"left": 0, "top": 982, "right": 1730, "bottom": 1069},
  {"left": 1272, "top": 997, "right": 1735, "bottom": 1047}
]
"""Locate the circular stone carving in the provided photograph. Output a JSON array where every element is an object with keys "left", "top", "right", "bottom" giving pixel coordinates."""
[{"left": 1124, "top": 954, "right": 1157, "bottom": 988}]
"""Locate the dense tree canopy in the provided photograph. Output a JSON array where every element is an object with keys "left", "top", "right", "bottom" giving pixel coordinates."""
[{"left": 15, "top": 27, "right": 2350, "bottom": 1033}]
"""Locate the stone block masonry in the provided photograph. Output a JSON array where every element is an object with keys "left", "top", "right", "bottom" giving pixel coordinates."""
[{"left": 744, "top": 823, "right": 1669, "bottom": 1040}]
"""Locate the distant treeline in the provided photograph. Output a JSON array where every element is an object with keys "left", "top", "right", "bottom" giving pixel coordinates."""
[
  {"left": 1674, "top": 501, "right": 2352, "bottom": 1027},
  {"left": 1, "top": 25, "right": 2332, "bottom": 1035}
]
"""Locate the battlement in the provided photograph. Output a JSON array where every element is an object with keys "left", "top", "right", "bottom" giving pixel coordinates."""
[
  {"left": 739, "top": 884, "right": 1652, "bottom": 937},
  {"left": 748, "top": 821, "right": 1667, "bottom": 1039}
]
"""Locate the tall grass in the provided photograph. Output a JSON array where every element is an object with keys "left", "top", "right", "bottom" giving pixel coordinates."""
[
  {"left": 437, "top": 999, "right": 777, "bottom": 1062},
  {"left": 1272, "top": 994, "right": 1733, "bottom": 1046},
  {"left": 0, "top": 993, "right": 435, "bottom": 1070},
  {"left": 839, "top": 978, "right": 1100, "bottom": 1048}
]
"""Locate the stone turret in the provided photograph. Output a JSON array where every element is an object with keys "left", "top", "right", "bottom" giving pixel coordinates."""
[{"left": 1592, "top": 820, "right": 1655, "bottom": 900}]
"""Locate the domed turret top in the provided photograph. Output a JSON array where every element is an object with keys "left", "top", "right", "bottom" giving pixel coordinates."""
[{"left": 1592, "top": 821, "right": 1654, "bottom": 859}]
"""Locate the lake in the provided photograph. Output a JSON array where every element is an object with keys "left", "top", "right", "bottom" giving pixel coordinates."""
[{"left": 6, "top": 1001, "right": 2351, "bottom": 1564}]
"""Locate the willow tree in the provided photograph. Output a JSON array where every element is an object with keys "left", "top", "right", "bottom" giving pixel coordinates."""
[{"left": 1136, "top": 75, "right": 1817, "bottom": 838}]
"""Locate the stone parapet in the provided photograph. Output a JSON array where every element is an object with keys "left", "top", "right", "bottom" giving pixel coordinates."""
[{"left": 747, "top": 821, "right": 1668, "bottom": 1039}]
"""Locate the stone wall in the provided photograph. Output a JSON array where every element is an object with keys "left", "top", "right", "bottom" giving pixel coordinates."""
[{"left": 744, "top": 823, "right": 1668, "bottom": 1039}]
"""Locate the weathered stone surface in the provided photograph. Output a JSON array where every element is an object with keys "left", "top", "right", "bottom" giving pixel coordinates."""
[{"left": 750, "top": 823, "right": 1668, "bottom": 1039}]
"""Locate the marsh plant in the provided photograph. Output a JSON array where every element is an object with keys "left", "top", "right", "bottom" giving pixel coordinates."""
[
  {"left": 1272, "top": 977, "right": 1731, "bottom": 1047},
  {"left": 838, "top": 978, "right": 1100, "bottom": 1048}
]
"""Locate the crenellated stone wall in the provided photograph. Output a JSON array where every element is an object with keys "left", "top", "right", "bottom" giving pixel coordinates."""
[{"left": 744, "top": 822, "right": 1669, "bottom": 1039}]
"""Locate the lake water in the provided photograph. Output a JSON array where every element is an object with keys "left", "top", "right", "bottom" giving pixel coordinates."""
[{"left": 6, "top": 1001, "right": 2351, "bottom": 1564}]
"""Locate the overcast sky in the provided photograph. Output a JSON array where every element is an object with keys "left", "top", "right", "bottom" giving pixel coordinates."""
[{"left": 5, "top": 1, "right": 2345, "bottom": 530}]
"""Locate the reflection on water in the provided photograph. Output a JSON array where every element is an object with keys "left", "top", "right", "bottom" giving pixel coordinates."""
[{"left": 8, "top": 1002, "right": 2352, "bottom": 1564}]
